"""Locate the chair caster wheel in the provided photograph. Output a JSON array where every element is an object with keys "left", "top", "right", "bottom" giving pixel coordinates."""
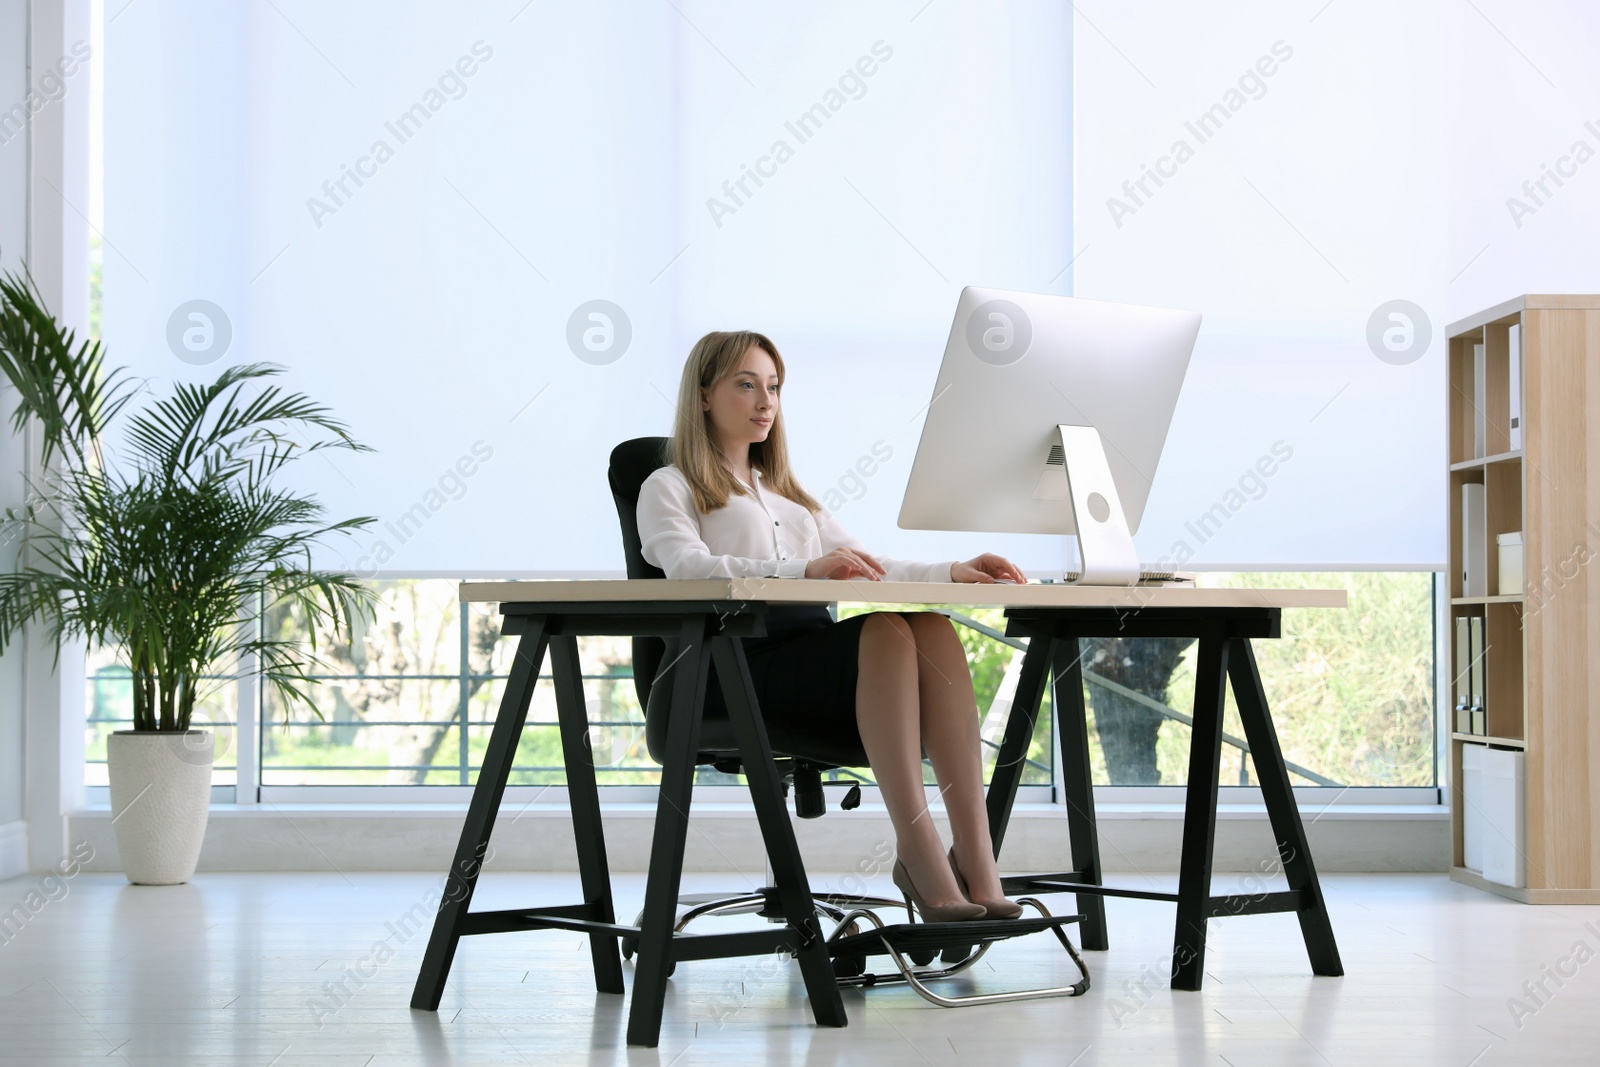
[
  {"left": 623, "top": 944, "right": 673, "bottom": 976},
  {"left": 831, "top": 955, "right": 865, "bottom": 978},
  {"left": 907, "top": 948, "right": 938, "bottom": 967}
]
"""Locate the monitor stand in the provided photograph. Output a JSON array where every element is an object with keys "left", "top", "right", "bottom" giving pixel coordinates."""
[{"left": 1056, "top": 424, "right": 1140, "bottom": 586}]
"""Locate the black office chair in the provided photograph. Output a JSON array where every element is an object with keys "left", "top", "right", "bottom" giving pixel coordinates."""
[
  {"left": 607, "top": 436, "right": 1092, "bottom": 999},
  {"left": 608, "top": 437, "right": 899, "bottom": 963},
  {"left": 609, "top": 438, "right": 868, "bottom": 806}
]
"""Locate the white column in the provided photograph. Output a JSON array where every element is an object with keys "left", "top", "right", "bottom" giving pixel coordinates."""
[
  {"left": 0, "top": 0, "right": 32, "bottom": 881},
  {"left": 22, "top": 0, "right": 93, "bottom": 872}
]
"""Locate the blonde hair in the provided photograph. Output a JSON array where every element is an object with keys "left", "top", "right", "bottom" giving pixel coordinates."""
[{"left": 670, "top": 330, "right": 821, "bottom": 515}]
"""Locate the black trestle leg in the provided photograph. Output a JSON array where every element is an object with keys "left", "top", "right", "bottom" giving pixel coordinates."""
[
  {"left": 626, "top": 618, "right": 712, "bottom": 1048},
  {"left": 1172, "top": 629, "right": 1228, "bottom": 991},
  {"left": 411, "top": 617, "right": 550, "bottom": 1011},
  {"left": 550, "top": 635, "right": 626, "bottom": 995},
  {"left": 1228, "top": 637, "right": 1344, "bottom": 977},
  {"left": 711, "top": 636, "right": 848, "bottom": 1031},
  {"left": 1052, "top": 632, "right": 1109, "bottom": 952}
]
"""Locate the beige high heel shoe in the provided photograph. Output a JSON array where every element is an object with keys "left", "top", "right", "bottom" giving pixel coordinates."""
[
  {"left": 948, "top": 846, "right": 1023, "bottom": 920},
  {"left": 892, "top": 859, "right": 985, "bottom": 923}
]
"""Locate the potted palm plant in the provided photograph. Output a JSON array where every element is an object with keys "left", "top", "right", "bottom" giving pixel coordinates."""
[{"left": 0, "top": 272, "right": 375, "bottom": 884}]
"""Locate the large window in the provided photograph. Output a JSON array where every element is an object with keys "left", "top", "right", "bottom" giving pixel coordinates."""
[
  {"left": 1085, "top": 572, "right": 1435, "bottom": 788},
  {"left": 84, "top": 572, "right": 1436, "bottom": 800},
  {"left": 83, "top": 4, "right": 1444, "bottom": 805}
]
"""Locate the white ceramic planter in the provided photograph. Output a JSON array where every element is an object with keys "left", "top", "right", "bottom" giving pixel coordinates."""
[{"left": 107, "top": 731, "right": 214, "bottom": 885}]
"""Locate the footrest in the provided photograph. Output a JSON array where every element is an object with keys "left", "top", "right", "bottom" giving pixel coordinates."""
[
  {"left": 827, "top": 914, "right": 1081, "bottom": 959},
  {"left": 823, "top": 897, "right": 1092, "bottom": 1006}
]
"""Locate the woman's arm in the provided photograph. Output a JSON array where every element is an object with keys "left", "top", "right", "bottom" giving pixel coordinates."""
[
  {"left": 813, "top": 507, "right": 957, "bottom": 583},
  {"left": 812, "top": 509, "right": 1027, "bottom": 584},
  {"left": 637, "top": 469, "right": 806, "bottom": 579}
]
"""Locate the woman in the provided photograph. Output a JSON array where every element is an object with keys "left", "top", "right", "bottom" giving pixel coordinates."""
[{"left": 636, "top": 330, "right": 1028, "bottom": 923}]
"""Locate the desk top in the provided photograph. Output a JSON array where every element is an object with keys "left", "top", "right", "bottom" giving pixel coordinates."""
[{"left": 458, "top": 578, "right": 1346, "bottom": 610}]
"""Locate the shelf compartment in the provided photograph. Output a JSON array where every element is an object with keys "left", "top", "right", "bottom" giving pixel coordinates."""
[
  {"left": 1448, "top": 330, "right": 1483, "bottom": 465},
  {"left": 1447, "top": 601, "right": 1522, "bottom": 743},
  {"left": 1449, "top": 468, "right": 1486, "bottom": 601},
  {"left": 1482, "top": 321, "right": 1516, "bottom": 456},
  {"left": 1483, "top": 602, "right": 1525, "bottom": 742},
  {"left": 1485, "top": 462, "right": 1524, "bottom": 598}
]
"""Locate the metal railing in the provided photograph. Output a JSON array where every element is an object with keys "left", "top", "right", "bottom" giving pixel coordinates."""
[
  {"left": 87, "top": 609, "right": 1338, "bottom": 789},
  {"left": 935, "top": 610, "right": 1339, "bottom": 788}
]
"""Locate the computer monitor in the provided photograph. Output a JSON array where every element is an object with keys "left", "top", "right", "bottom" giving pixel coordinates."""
[{"left": 898, "top": 287, "right": 1201, "bottom": 585}]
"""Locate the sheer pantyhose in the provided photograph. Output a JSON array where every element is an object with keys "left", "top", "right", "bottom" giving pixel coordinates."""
[{"left": 854, "top": 611, "right": 1006, "bottom": 909}]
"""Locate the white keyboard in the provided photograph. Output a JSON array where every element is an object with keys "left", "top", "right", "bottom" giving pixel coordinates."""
[{"left": 1059, "top": 569, "right": 1194, "bottom": 585}]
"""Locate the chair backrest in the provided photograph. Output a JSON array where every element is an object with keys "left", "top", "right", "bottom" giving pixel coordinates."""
[
  {"left": 607, "top": 437, "right": 671, "bottom": 711},
  {"left": 607, "top": 436, "right": 863, "bottom": 780}
]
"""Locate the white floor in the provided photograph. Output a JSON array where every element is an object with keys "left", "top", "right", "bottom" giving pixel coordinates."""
[{"left": 1, "top": 869, "right": 1597, "bottom": 1066}]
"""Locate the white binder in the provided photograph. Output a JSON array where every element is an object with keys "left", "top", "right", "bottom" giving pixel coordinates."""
[
  {"left": 1480, "top": 748, "right": 1526, "bottom": 888},
  {"left": 1468, "top": 616, "right": 1486, "bottom": 735}
]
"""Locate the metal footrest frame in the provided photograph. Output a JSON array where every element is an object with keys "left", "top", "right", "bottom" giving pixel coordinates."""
[
  {"left": 826, "top": 897, "right": 1091, "bottom": 1006},
  {"left": 621, "top": 891, "right": 906, "bottom": 962}
]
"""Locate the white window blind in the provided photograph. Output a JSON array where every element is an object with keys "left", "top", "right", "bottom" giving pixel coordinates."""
[
  {"left": 1073, "top": 0, "right": 1600, "bottom": 569},
  {"left": 106, "top": 1, "right": 1600, "bottom": 574},
  {"left": 101, "top": 0, "right": 1075, "bottom": 576}
]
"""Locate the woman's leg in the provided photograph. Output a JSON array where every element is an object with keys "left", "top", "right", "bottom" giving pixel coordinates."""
[
  {"left": 855, "top": 612, "right": 968, "bottom": 907},
  {"left": 903, "top": 612, "right": 1008, "bottom": 903}
]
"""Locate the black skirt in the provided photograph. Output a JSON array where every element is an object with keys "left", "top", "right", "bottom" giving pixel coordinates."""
[{"left": 702, "top": 605, "right": 920, "bottom": 768}]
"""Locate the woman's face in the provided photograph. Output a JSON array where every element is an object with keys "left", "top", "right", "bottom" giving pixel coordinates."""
[{"left": 702, "top": 346, "right": 779, "bottom": 458}]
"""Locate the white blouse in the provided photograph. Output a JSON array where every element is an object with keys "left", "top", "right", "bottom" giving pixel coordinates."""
[{"left": 637, "top": 465, "right": 955, "bottom": 582}]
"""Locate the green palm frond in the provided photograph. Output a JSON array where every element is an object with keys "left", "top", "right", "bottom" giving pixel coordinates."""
[
  {"left": 123, "top": 362, "right": 370, "bottom": 487},
  {"left": 0, "top": 269, "right": 377, "bottom": 732},
  {"left": 0, "top": 271, "right": 140, "bottom": 467}
]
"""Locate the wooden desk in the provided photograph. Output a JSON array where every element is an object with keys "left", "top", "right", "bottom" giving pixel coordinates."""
[
  {"left": 452, "top": 576, "right": 1345, "bottom": 611},
  {"left": 410, "top": 579, "right": 1346, "bottom": 1045}
]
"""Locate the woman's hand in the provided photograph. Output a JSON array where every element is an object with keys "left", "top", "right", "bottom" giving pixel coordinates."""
[
  {"left": 951, "top": 553, "right": 1028, "bottom": 584},
  {"left": 804, "top": 547, "right": 887, "bottom": 581}
]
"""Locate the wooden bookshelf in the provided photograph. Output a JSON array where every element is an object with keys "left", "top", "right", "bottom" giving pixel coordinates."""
[{"left": 1446, "top": 295, "right": 1600, "bottom": 904}]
